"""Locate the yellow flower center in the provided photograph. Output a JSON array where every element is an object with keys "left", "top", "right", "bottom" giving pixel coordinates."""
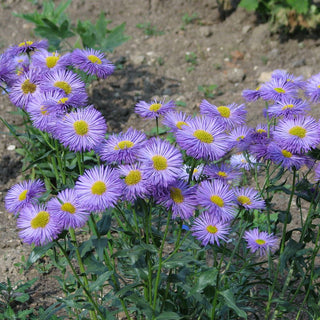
[
  {"left": 87, "top": 55, "right": 102, "bottom": 64},
  {"left": 217, "top": 106, "right": 231, "bottom": 118},
  {"left": 125, "top": 170, "right": 142, "bottom": 185},
  {"left": 255, "top": 239, "right": 266, "bottom": 245},
  {"left": 281, "top": 149, "right": 292, "bottom": 158},
  {"left": 255, "top": 85, "right": 261, "bottom": 91},
  {"left": 256, "top": 129, "right": 266, "bottom": 134},
  {"left": 218, "top": 171, "right": 227, "bottom": 178},
  {"left": 58, "top": 97, "right": 69, "bottom": 104},
  {"left": 236, "top": 135, "right": 245, "bottom": 141},
  {"left": 206, "top": 225, "right": 218, "bottom": 234},
  {"left": 114, "top": 140, "right": 134, "bottom": 150},
  {"left": 21, "top": 79, "right": 37, "bottom": 94},
  {"left": 289, "top": 126, "right": 306, "bottom": 138},
  {"left": 237, "top": 195, "right": 252, "bottom": 205},
  {"left": 149, "top": 103, "right": 162, "bottom": 112},
  {"left": 30, "top": 211, "right": 50, "bottom": 229},
  {"left": 91, "top": 181, "right": 107, "bottom": 195},
  {"left": 73, "top": 120, "right": 89, "bottom": 136},
  {"left": 210, "top": 195, "right": 224, "bottom": 207},
  {"left": 170, "top": 187, "right": 184, "bottom": 203},
  {"left": 61, "top": 202, "right": 76, "bottom": 214},
  {"left": 46, "top": 55, "right": 60, "bottom": 68},
  {"left": 274, "top": 87, "right": 286, "bottom": 93},
  {"left": 40, "top": 106, "right": 48, "bottom": 115},
  {"left": 193, "top": 129, "right": 214, "bottom": 144},
  {"left": 317, "top": 84, "right": 320, "bottom": 89},
  {"left": 282, "top": 104, "right": 294, "bottom": 110},
  {"left": 152, "top": 155, "right": 168, "bottom": 171},
  {"left": 18, "top": 41, "right": 33, "bottom": 47},
  {"left": 18, "top": 190, "right": 28, "bottom": 201},
  {"left": 176, "top": 121, "right": 188, "bottom": 129},
  {"left": 54, "top": 81, "right": 72, "bottom": 95}
]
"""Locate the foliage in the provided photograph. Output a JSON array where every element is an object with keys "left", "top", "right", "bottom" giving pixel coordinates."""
[
  {"left": 14, "top": 0, "right": 129, "bottom": 51},
  {"left": 136, "top": 22, "right": 165, "bottom": 36}
]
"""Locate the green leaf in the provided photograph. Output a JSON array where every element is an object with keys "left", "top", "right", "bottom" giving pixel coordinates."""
[
  {"left": 92, "top": 238, "right": 108, "bottom": 260},
  {"left": 219, "top": 289, "right": 248, "bottom": 319},
  {"left": 286, "top": 0, "right": 309, "bottom": 14},
  {"left": 156, "top": 312, "right": 181, "bottom": 319},
  {"left": 190, "top": 268, "right": 218, "bottom": 294},
  {"left": 89, "top": 271, "right": 113, "bottom": 292},
  {"left": 97, "top": 211, "right": 112, "bottom": 235},
  {"left": 101, "top": 22, "right": 130, "bottom": 52},
  {"left": 14, "top": 293, "right": 29, "bottom": 303},
  {"left": 26, "top": 242, "right": 54, "bottom": 269},
  {"left": 239, "top": 0, "right": 259, "bottom": 11}
]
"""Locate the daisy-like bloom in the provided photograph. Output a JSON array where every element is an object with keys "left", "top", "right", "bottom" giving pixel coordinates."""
[
  {"left": 244, "top": 228, "right": 278, "bottom": 256},
  {"left": 17, "top": 203, "right": 61, "bottom": 246},
  {"left": 233, "top": 187, "right": 266, "bottom": 210},
  {"left": 118, "top": 163, "right": 148, "bottom": 202},
  {"left": 158, "top": 180, "right": 197, "bottom": 220},
  {"left": 40, "top": 69, "right": 87, "bottom": 98},
  {"left": 32, "top": 49, "right": 71, "bottom": 71},
  {"left": 71, "top": 48, "right": 115, "bottom": 78},
  {"left": 259, "top": 77, "right": 299, "bottom": 102},
  {"left": 229, "top": 125, "right": 253, "bottom": 151},
  {"left": 0, "top": 53, "right": 17, "bottom": 87},
  {"left": 135, "top": 99, "right": 176, "bottom": 119},
  {"left": 199, "top": 100, "right": 247, "bottom": 130},
  {"left": 138, "top": 137, "right": 183, "bottom": 188},
  {"left": 75, "top": 165, "right": 123, "bottom": 212},
  {"left": 175, "top": 116, "right": 231, "bottom": 161},
  {"left": 204, "top": 163, "right": 241, "bottom": 183},
  {"left": 250, "top": 123, "right": 271, "bottom": 142},
  {"left": 314, "top": 162, "right": 320, "bottom": 182},
  {"left": 271, "top": 69, "right": 305, "bottom": 89},
  {"left": 180, "top": 163, "right": 205, "bottom": 182},
  {"left": 267, "top": 98, "right": 310, "bottom": 118},
  {"left": 266, "top": 142, "right": 305, "bottom": 170},
  {"left": 273, "top": 116, "right": 320, "bottom": 154},
  {"left": 55, "top": 106, "right": 107, "bottom": 152},
  {"left": 7, "top": 39, "right": 48, "bottom": 55},
  {"left": 305, "top": 73, "right": 320, "bottom": 102},
  {"left": 191, "top": 212, "right": 230, "bottom": 246},
  {"left": 99, "top": 128, "right": 147, "bottom": 164},
  {"left": 242, "top": 85, "right": 261, "bottom": 102},
  {"left": 47, "top": 188, "right": 90, "bottom": 230},
  {"left": 5, "top": 179, "right": 46, "bottom": 215},
  {"left": 162, "top": 111, "right": 192, "bottom": 132},
  {"left": 230, "top": 152, "right": 257, "bottom": 171},
  {"left": 197, "top": 179, "right": 236, "bottom": 222},
  {"left": 9, "top": 69, "right": 41, "bottom": 108}
]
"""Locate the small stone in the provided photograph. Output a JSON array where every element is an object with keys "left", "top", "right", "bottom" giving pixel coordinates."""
[
  {"left": 7, "top": 145, "right": 15, "bottom": 151},
  {"left": 227, "top": 68, "right": 245, "bottom": 83},
  {"left": 292, "top": 59, "right": 306, "bottom": 68},
  {"left": 258, "top": 71, "right": 273, "bottom": 83},
  {"left": 130, "top": 54, "right": 145, "bottom": 66},
  {"left": 242, "top": 25, "right": 251, "bottom": 34},
  {"left": 199, "top": 26, "right": 213, "bottom": 37}
]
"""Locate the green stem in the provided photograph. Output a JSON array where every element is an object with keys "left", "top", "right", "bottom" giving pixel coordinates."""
[
  {"left": 55, "top": 140, "right": 66, "bottom": 185},
  {"left": 156, "top": 117, "right": 159, "bottom": 136},
  {"left": 188, "top": 158, "right": 198, "bottom": 184},
  {"left": 76, "top": 152, "right": 84, "bottom": 175},
  {"left": 152, "top": 210, "right": 172, "bottom": 317}
]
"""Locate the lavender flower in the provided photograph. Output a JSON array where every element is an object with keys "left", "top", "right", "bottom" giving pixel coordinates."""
[
  {"left": 135, "top": 99, "right": 176, "bottom": 119},
  {"left": 233, "top": 187, "right": 266, "bottom": 210}
]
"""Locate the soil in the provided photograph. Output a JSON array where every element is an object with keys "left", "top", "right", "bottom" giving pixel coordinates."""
[{"left": 0, "top": 0, "right": 320, "bottom": 317}]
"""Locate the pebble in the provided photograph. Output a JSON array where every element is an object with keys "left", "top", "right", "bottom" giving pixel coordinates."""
[
  {"left": 227, "top": 68, "right": 245, "bottom": 83},
  {"left": 199, "top": 26, "right": 213, "bottom": 37},
  {"left": 7, "top": 144, "right": 15, "bottom": 151},
  {"left": 258, "top": 71, "right": 272, "bottom": 83},
  {"left": 130, "top": 54, "right": 145, "bottom": 66},
  {"left": 242, "top": 25, "right": 251, "bottom": 34}
]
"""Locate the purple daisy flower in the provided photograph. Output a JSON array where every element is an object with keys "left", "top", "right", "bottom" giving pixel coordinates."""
[
  {"left": 271, "top": 69, "right": 305, "bottom": 89},
  {"left": 71, "top": 48, "right": 115, "bottom": 78},
  {"left": 162, "top": 111, "right": 192, "bottom": 132},
  {"left": 5, "top": 179, "right": 46, "bottom": 215},
  {"left": 98, "top": 128, "right": 147, "bottom": 164},
  {"left": 250, "top": 123, "right": 271, "bottom": 142},
  {"left": 118, "top": 163, "right": 148, "bottom": 202},
  {"left": 175, "top": 116, "right": 231, "bottom": 161},
  {"left": 47, "top": 188, "right": 90, "bottom": 230},
  {"left": 229, "top": 125, "right": 253, "bottom": 151},
  {"left": 135, "top": 99, "right": 176, "bottom": 119},
  {"left": 40, "top": 69, "right": 87, "bottom": 98},
  {"left": 0, "top": 53, "right": 17, "bottom": 87},
  {"left": 233, "top": 187, "right": 265, "bottom": 210},
  {"left": 267, "top": 142, "right": 305, "bottom": 170},
  {"left": 7, "top": 39, "right": 48, "bottom": 55},
  {"left": 204, "top": 163, "right": 241, "bottom": 183},
  {"left": 230, "top": 153, "right": 257, "bottom": 171},
  {"left": 314, "top": 162, "right": 320, "bottom": 182},
  {"left": 242, "top": 85, "right": 261, "bottom": 102},
  {"left": 75, "top": 165, "right": 123, "bottom": 212},
  {"left": 138, "top": 137, "right": 183, "bottom": 188},
  {"left": 267, "top": 98, "right": 310, "bottom": 118},
  {"left": 244, "top": 228, "right": 278, "bottom": 256},
  {"left": 196, "top": 180, "right": 236, "bottom": 222},
  {"left": 273, "top": 116, "right": 320, "bottom": 154},
  {"left": 191, "top": 212, "right": 230, "bottom": 246},
  {"left": 305, "top": 73, "right": 320, "bottom": 102},
  {"left": 199, "top": 100, "right": 247, "bottom": 130},
  {"left": 179, "top": 163, "right": 205, "bottom": 182},
  {"left": 55, "top": 106, "right": 107, "bottom": 152},
  {"left": 17, "top": 203, "right": 61, "bottom": 246},
  {"left": 259, "top": 77, "right": 299, "bottom": 102},
  {"left": 32, "top": 49, "right": 71, "bottom": 71},
  {"left": 9, "top": 69, "right": 42, "bottom": 109},
  {"left": 157, "top": 180, "right": 197, "bottom": 220}
]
